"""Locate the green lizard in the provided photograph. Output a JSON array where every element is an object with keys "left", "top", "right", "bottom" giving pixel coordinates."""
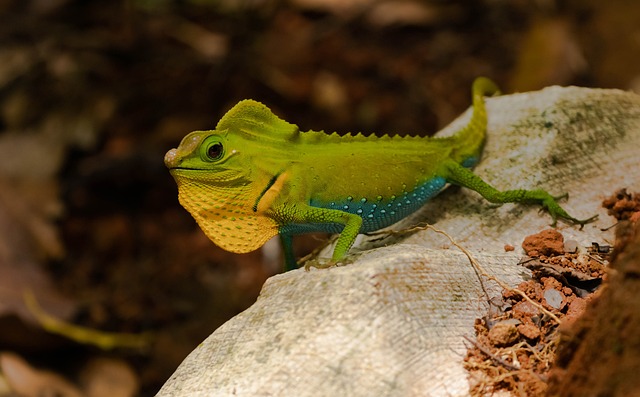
[{"left": 165, "top": 77, "right": 595, "bottom": 271}]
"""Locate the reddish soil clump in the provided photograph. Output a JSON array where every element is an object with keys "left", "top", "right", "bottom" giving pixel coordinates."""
[{"left": 466, "top": 189, "right": 640, "bottom": 396}]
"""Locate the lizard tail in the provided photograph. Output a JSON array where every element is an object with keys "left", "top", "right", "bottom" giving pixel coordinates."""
[{"left": 451, "top": 77, "right": 501, "bottom": 166}]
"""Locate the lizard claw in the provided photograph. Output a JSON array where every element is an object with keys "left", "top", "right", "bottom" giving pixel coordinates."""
[
  {"left": 572, "top": 214, "right": 599, "bottom": 230},
  {"left": 553, "top": 192, "right": 570, "bottom": 201},
  {"left": 549, "top": 211, "right": 598, "bottom": 230}
]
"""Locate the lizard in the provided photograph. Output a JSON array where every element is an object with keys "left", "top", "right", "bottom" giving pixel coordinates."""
[{"left": 164, "top": 77, "right": 596, "bottom": 271}]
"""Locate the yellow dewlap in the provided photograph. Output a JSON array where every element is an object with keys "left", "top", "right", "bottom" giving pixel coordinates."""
[{"left": 176, "top": 177, "right": 279, "bottom": 253}]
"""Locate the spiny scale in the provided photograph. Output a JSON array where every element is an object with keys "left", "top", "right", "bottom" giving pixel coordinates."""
[{"left": 222, "top": 100, "right": 436, "bottom": 144}]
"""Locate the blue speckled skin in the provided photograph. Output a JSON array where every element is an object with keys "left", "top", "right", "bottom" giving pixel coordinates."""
[{"left": 299, "top": 176, "right": 447, "bottom": 234}]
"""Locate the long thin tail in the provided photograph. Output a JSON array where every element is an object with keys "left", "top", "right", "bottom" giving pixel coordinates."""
[{"left": 451, "top": 77, "right": 500, "bottom": 166}]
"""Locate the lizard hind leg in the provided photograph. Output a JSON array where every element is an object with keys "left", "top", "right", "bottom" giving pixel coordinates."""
[{"left": 442, "top": 161, "right": 598, "bottom": 226}]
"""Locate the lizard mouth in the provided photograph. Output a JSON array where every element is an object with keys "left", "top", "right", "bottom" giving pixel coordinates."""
[
  {"left": 164, "top": 152, "right": 210, "bottom": 172},
  {"left": 168, "top": 166, "right": 208, "bottom": 171}
]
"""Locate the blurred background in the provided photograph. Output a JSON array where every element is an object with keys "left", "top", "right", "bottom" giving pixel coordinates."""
[{"left": 0, "top": 0, "right": 639, "bottom": 395}]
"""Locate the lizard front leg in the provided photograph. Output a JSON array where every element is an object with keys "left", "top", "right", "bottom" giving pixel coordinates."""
[
  {"left": 441, "top": 161, "right": 597, "bottom": 226},
  {"left": 277, "top": 203, "right": 363, "bottom": 269}
]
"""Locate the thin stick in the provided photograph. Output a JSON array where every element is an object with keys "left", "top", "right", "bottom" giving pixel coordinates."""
[
  {"left": 375, "top": 223, "right": 562, "bottom": 324},
  {"left": 463, "top": 335, "right": 520, "bottom": 371}
]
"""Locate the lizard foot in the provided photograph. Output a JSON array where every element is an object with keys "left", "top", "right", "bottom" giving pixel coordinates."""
[
  {"left": 303, "top": 254, "right": 359, "bottom": 271},
  {"left": 543, "top": 196, "right": 598, "bottom": 229},
  {"left": 303, "top": 258, "right": 337, "bottom": 271}
]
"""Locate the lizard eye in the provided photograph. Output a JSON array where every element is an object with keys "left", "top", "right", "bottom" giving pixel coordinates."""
[{"left": 206, "top": 142, "right": 224, "bottom": 161}]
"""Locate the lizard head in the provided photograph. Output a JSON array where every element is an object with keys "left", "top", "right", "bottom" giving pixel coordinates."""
[
  {"left": 164, "top": 100, "right": 299, "bottom": 253},
  {"left": 164, "top": 99, "right": 299, "bottom": 182}
]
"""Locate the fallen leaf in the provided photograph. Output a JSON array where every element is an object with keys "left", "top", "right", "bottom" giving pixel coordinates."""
[
  {"left": 80, "top": 357, "right": 139, "bottom": 397},
  {"left": 0, "top": 352, "right": 83, "bottom": 397}
]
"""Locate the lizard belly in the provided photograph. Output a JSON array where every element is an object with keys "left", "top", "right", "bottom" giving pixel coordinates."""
[{"left": 296, "top": 176, "right": 447, "bottom": 235}]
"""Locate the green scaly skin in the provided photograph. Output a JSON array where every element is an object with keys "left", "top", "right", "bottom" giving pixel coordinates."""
[{"left": 165, "top": 77, "right": 596, "bottom": 271}]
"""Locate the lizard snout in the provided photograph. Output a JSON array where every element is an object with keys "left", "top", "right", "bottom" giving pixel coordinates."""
[{"left": 164, "top": 148, "right": 180, "bottom": 169}]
